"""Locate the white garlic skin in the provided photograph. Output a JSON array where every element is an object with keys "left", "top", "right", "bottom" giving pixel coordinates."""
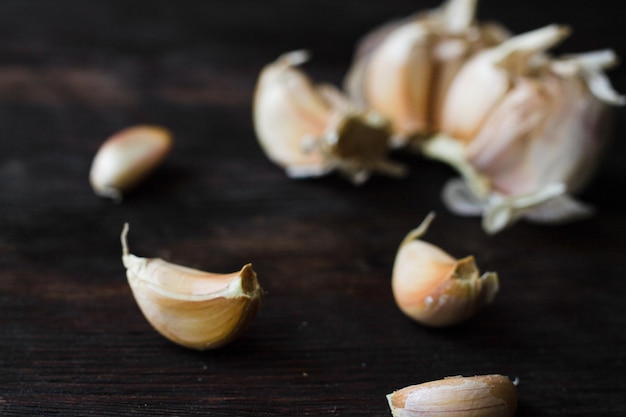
[
  {"left": 121, "top": 224, "right": 262, "bottom": 350},
  {"left": 89, "top": 125, "right": 172, "bottom": 201},
  {"left": 387, "top": 374, "right": 518, "bottom": 417},
  {"left": 392, "top": 213, "right": 498, "bottom": 327}
]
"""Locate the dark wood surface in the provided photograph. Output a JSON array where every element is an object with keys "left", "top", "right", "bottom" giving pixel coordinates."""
[{"left": 1, "top": 1, "right": 625, "bottom": 415}]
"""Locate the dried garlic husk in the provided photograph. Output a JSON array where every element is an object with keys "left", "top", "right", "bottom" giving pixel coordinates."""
[
  {"left": 89, "top": 125, "right": 172, "bottom": 201},
  {"left": 387, "top": 374, "right": 518, "bottom": 417},
  {"left": 253, "top": 50, "right": 405, "bottom": 184},
  {"left": 121, "top": 224, "right": 262, "bottom": 350},
  {"left": 344, "top": 0, "right": 508, "bottom": 147},
  {"left": 392, "top": 213, "right": 499, "bottom": 327},
  {"left": 425, "top": 25, "right": 624, "bottom": 234}
]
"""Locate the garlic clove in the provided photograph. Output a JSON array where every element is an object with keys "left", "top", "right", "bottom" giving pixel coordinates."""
[
  {"left": 350, "top": 21, "right": 435, "bottom": 143},
  {"left": 253, "top": 51, "right": 405, "bottom": 184},
  {"left": 121, "top": 223, "right": 262, "bottom": 350},
  {"left": 392, "top": 213, "right": 498, "bottom": 327},
  {"left": 438, "top": 24, "right": 570, "bottom": 141},
  {"left": 253, "top": 50, "right": 332, "bottom": 174},
  {"left": 387, "top": 374, "right": 518, "bottom": 417},
  {"left": 344, "top": 0, "right": 509, "bottom": 147},
  {"left": 89, "top": 125, "right": 173, "bottom": 201}
]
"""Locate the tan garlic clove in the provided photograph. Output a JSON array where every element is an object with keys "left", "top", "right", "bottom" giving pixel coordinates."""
[
  {"left": 121, "top": 224, "right": 262, "bottom": 350},
  {"left": 349, "top": 21, "right": 434, "bottom": 143},
  {"left": 387, "top": 374, "right": 518, "bottom": 417},
  {"left": 89, "top": 125, "right": 173, "bottom": 201},
  {"left": 344, "top": 0, "right": 509, "bottom": 146},
  {"left": 253, "top": 50, "right": 405, "bottom": 184},
  {"left": 253, "top": 50, "right": 331, "bottom": 175},
  {"left": 392, "top": 213, "right": 498, "bottom": 327}
]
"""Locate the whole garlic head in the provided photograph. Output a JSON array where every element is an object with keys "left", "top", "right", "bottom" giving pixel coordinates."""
[
  {"left": 121, "top": 224, "right": 263, "bottom": 350},
  {"left": 253, "top": 50, "right": 405, "bottom": 184},
  {"left": 425, "top": 25, "right": 624, "bottom": 234},
  {"left": 344, "top": 0, "right": 509, "bottom": 147},
  {"left": 392, "top": 213, "right": 499, "bottom": 327}
]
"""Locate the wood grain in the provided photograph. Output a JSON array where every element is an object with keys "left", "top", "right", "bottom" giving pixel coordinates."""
[{"left": 1, "top": 1, "right": 625, "bottom": 415}]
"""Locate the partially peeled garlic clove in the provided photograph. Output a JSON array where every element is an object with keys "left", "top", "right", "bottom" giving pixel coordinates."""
[
  {"left": 253, "top": 50, "right": 405, "bottom": 184},
  {"left": 344, "top": 0, "right": 509, "bottom": 147},
  {"left": 121, "top": 224, "right": 262, "bottom": 350},
  {"left": 89, "top": 125, "right": 173, "bottom": 201},
  {"left": 387, "top": 374, "right": 518, "bottom": 417},
  {"left": 392, "top": 213, "right": 498, "bottom": 326}
]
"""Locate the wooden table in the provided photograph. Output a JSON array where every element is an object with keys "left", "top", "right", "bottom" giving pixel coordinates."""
[{"left": 1, "top": 1, "right": 625, "bottom": 415}]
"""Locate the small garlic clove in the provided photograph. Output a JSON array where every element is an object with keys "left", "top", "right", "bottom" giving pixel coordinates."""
[
  {"left": 392, "top": 213, "right": 499, "bottom": 327},
  {"left": 387, "top": 374, "right": 518, "bottom": 417},
  {"left": 253, "top": 51, "right": 405, "bottom": 184},
  {"left": 89, "top": 125, "right": 172, "bottom": 201},
  {"left": 121, "top": 224, "right": 262, "bottom": 350}
]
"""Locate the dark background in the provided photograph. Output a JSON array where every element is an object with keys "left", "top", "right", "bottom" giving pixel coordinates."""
[{"left": 1, "top": 0, "right": 625, "bottom": 415}]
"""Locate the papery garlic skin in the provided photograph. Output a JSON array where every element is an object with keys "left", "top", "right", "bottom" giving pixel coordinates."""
[
  {"left": 426, "top": 23, "right": 624, "bottom": 234},
  {"left": 392, "top": 213, "right": 498, "bottom": 327},
  {"left": 253, "top": 51, "right": 405, "bottom": 184},
  {"left": 344, "top": 0, "right": 509, "bottom": 146},
  {"left": 121, "top": 224, "right": 262, "bottom": 350},
  {"left": 89, "top": 125, "right": 172, "bottom": 201},
  {"left": 387, "top": 374, "right": 518, "bottom": 417}
]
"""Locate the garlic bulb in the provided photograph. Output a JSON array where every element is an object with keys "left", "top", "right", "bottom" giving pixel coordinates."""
[
  {"left": 344, "top": 0, "right": 509, "bottom": 147},
  {"left": 253, "top": 50, "right": 406, "bottom": 184},
  {"left": 121, "top": 224, "right": 263, "bottom": 350},
  {"left": 424, "top": 25, "right": 624, "bottom": 234},
  {"left": 89, "top": 125, "right": 172, "bottom": 201},
  {"left": 387, "top": 374, "right": 518, "bottom": 417},
  {"left": 392, "top": 213, "right": 499, "bottom": 327}
]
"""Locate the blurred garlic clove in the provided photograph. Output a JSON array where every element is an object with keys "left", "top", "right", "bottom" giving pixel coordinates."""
[
  {"left": 438, "top": 24, "right": 570, "bottom": 141},
  {"left": 346, "top": 21, "right": 434, "bottom": 144},
  {"left": 253, "top": 50, "right": 405, "bottom": 184},
  {"left": 391, "top": 213, "right": 499, "bottom": 327},
  {"left": 121, "top": 224, "right": 262, "bottom": 350},
  {"left": 387, "top": 374, "right": 518, "bottom": 417},
  {"left": 344, "top": 0, "right": 509, "bottom": 146},
  {"left": 89, "top": 125, "right": 172, "bottom": 201},
  {"left": 253, "top": 50, "right": 331, "bottom": 176}
]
